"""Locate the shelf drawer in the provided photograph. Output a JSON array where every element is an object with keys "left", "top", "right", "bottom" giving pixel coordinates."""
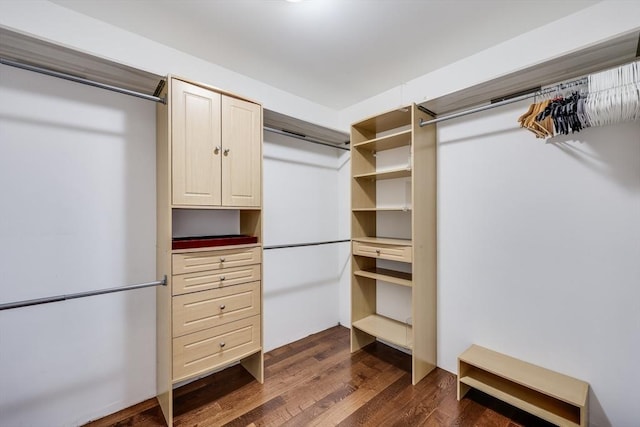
[
  {"left": 172, "top": 281, "right": 260, "bottom": 337},
  {"left": 172, "top": 246, "right": 261, "bottom": 275},
  {"left": 353, "top": 241, "right": 412, "bottom": 262},
  {"left": 173, "top": 315, "right": 261, "bottom": 383},
  {"left": 172, "top": 264, "right": 261, "bottom": 296}
]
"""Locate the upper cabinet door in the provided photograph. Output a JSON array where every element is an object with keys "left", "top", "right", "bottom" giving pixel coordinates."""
[
  {"left": 221, "top": 96, "right": 262, "bottom": 207},
  {"left": 172, "top": 79, "right": 222, "bottom": 206}
]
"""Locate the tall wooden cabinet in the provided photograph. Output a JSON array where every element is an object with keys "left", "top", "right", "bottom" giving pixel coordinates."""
[
  {"left": 156, "top": 76, "right": 264, "bottom": 426},
  {"left": 350, "top": 104, "right": 437, "bottom": 385}
]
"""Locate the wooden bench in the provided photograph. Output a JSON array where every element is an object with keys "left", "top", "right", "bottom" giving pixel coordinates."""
[{"left": 458, "top": 345, "right": 589, "bottom": 426}]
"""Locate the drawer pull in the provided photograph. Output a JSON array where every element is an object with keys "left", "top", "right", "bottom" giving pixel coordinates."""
[
  {"left": 376, "top": 249, "right": 381, "bottom": 255},
  {"left": 220, "top": 257, "right": 226, "bottom": 262},
  {"left": 220, "top": 276, "right": 226, "bottom": 281},
  {"left": 220, "top": 304, "right": 226, "bottom": 310},
  {"left": 219, "top": 342, "right": 226, "bottom": 348}
]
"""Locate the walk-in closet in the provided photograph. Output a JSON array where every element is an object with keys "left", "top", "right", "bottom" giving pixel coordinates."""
[{"left": 1, "top": 1, "right": 638, "bottom": 426}]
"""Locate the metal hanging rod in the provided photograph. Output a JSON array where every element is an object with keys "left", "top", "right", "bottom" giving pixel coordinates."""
[
  {"left": 419, "top": 76, "right": 589, "bottom": 127},
  {"left": 264, "top": 239, "right": 350, "bottom": 250},
  {"left": 0, "top": 57, "right": 166, "bottom": 104},
  {"left": 0, "top": 276, "right": 167, "bottom": 311},
  {"left": 264, "top": 126, "right": 350, "bottom": 151}
]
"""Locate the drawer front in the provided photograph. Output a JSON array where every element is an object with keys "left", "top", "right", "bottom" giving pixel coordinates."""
[
  {"left": 352, "top": 241, "right": 412, "bottom": 263},
  {"left": 172, "top": 246, "right": 261, "bottom": 275},
  {"left": 173, "top": 315, "right": 261, "bottom": 382},
  {"left": 172, "top": 264, "right": 261, "bottom": 295},
  {"left": 172, "top": 281, "right": 260, "bottom": 337}
]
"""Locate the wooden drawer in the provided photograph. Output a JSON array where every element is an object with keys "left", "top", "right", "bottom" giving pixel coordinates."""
[
  {"left": 172, "top": 264, "right": 261, "bottom": 296},
  {"left": 172, "top": 246, "right": 261, "bottom": 275},
  {"left": 172, "top": 281, "right": 260, "bottom": 337},
  {"left": 173, "top": 315, "right": 261, "bottom": 382},
  {"left": 353, "top": 241, "right": 412, "bottom": 263}
]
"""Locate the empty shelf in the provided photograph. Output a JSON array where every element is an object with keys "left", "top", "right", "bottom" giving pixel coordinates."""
[
  {"left": 354, "top": 268, "right": 412, "bottom": 287},
  {"left": 353, "top": 129, "right": 412, "bottom": 151},
  {"left": 353, "top": 167, "right": 411, "bottom": 180},
  {"left": 352, "top": 314, "right": 412, "bottom": 350}
]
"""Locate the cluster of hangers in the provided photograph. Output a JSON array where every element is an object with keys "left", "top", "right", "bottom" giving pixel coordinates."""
[{"left": 518, "top": 60, "right": 640, "bottom": 139}]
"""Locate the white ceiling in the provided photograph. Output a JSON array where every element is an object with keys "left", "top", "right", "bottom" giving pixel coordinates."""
[{"left": 50, "top": 0, "right": 599, "bottom": 109}]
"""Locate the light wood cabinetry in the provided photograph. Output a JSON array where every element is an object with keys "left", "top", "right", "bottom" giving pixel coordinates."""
[
  {"left": 458, "top": 345, "right": 589, "bottom": 426},
  {"left": 350, "top": 104, "right": 437, "bottom": 385},
  {"left": 222, "top": 96, "right": 262, "bottom": 207},
  {"left": 156, "top": 76, "right": 263, "bottom": 427},
  {"left": 171, "top": 78, "right": 261, "bottom": 208}
]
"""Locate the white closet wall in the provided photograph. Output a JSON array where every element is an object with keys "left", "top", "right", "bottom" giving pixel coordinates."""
[
  {"left": 437, "top": 105, "right": 640, "bottom": 427},
  {"left": 262, "top": 132, "right": 346, "bottom": 351},
  {"left": 0, "top": 65, "right": 157, "bottom": 426}
]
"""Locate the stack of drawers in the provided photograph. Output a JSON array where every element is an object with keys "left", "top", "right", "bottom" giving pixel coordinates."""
[{"left": 171, "top": 244, "right": 262, "bottom": 383}]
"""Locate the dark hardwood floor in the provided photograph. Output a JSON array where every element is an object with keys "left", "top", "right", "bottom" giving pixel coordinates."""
[{"left": 84, "top": 326, "right": 554, "bottom": 426}]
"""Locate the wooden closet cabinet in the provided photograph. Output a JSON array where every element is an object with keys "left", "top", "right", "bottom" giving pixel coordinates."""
[
  {"left": 172, "top": 78, "right": 261, "bottom": 207},
  {"left": 156, "top": 76, "right": 264, "bottom": 427}
]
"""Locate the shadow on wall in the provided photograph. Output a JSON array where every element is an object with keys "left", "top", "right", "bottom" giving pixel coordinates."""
[
  {"left": 263, "top": 277, "right": 338, "bottom": 299},
  {"left": 589, "top": 388, "right": 612, "bottom": 427},
  {"left": 550, "top": 121, "right": 640, "bottom": 193},
  {"left": 0, "top": 62, "right": 156, "bottom": 425}
]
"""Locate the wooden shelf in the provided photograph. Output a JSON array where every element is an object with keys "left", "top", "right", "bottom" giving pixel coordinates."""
[
  {"left": 352, "top": 207, "right": 411, "bottom": 212},
  {"left": 354, "top": 268, "right": 412, "bottom": 287},
  {"left": 458, "top": 345, "right": 589, "bottom": 427},
  {"left": 352, "top": 314, "right": 412, "bottom": 350},
  {"left": 353, "top": 167, "right": 411, "bottom": 180},
  {"left": 352, "top": 236, "right": 412, "bottom": 246},
  {"left": 353, "top": 129, "right": 412, "bottom": 151},
  {"left": 352, "top": 107, "right": 411, "bottom": 134}
]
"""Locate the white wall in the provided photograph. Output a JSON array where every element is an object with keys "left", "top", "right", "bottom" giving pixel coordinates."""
[
  {"left": 0, "top": 0, "right": 341, "bottom": 132},
  {"left": 339, "top": 1, "right": 640, "bottom": 128},
  {"left": 262, "top": 132, "right": 347, "bottom": 351},
  {"left": 0, "top": 65, "right": 156, "bottom": 426},
  {"left": 438, "top": 103, "right": 640, "bottom": 427}
]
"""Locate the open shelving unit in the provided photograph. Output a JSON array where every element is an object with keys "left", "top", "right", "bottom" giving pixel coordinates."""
[
  {"left": 458, "top": 345, "right": 589, "bottom": 426},
  {"left": 350, "top": 104, "right": 437, "bottom": 385}
]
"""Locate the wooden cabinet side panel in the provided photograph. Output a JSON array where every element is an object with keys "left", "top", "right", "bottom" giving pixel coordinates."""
[
  {"left": 172, "top": 79, "right": 222, "bottom": 206},
  {"left": 222, "top": 96, "right": 262, "bottom": 207},
  {"left": 156, "top": 80, "right": 173, "bottom": 425},
  {"left": 411, "top": 105, "right": 437, "bottom": 384}
]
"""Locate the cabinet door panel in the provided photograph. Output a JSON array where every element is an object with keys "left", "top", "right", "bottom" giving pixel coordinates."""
[
  {"left": 172, "top": 79, "right": 222, "bottom": 206},
  {"left": 222, "top": 96, "right": 261, "bottom": 207}
]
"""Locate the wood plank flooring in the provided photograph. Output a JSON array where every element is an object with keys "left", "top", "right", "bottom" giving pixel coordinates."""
[{"left": 84, "top": 326, "right": 555, "bottom": 426}]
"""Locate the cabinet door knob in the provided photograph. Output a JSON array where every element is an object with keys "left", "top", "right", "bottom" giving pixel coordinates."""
[
  {"left": 220, "top": 257, "right": 226, "bottom": 262},
  {"left": 220, "top": 276, "right": 226, "bottom": 281},
  {"left": 223, "top": 148, "right": 230, "bottom": 155},
  {"left": 214, "top": 146, "right": 221, "bottom": 154},
  {"left": 219, "top": 342, "right": 226, "bottom": 348},
  {"left": 220, "top": 304, "right": 226, "bottom": 310}
]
